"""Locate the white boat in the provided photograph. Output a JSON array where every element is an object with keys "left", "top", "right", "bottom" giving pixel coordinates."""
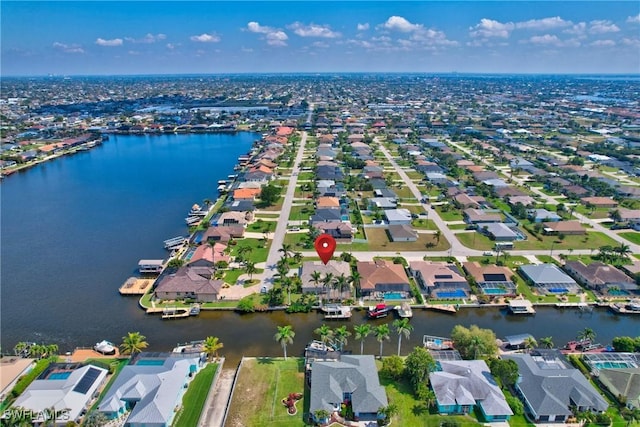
[
  {"left": 94, "top": 340, "right": 116, "bottom": 355},
  {"left": 321, "top": 304, "right": 352, "bottom": 320},
  {"left": 395, "top": 302, "right": 413, "bottom": 318}
]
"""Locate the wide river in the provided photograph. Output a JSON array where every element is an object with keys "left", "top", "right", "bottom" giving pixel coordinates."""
[{"left": 2, "top": 133, "right": 638, "bottom": 365}]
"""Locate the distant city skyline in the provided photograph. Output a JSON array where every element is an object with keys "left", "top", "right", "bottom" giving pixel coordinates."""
[{"left": 2, "top": 1, "right": 639, "bottom": 76}]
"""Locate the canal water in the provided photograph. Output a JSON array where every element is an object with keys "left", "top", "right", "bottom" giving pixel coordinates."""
[{"left": 2, "top": 133, "right": 638, "bottom": 366}]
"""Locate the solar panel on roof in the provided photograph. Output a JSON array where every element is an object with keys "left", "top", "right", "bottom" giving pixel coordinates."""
[
  {"left": 434, "top": 274, "right": 453, "bottom": 279},
  {"left": 484, "top": 273, "right": 507, "bottom": 281},
  {"left": 73, "top": 367, "right": 101, "bottom": 394}
]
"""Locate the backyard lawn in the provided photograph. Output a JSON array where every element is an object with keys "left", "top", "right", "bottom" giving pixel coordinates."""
[
  {"left": 355, "top": 227, "right": 450, "bottom": 252},
  {"left": 172, "top": 363, "right": 219, "bottom": 427},
  {"left": 231, "top": 237, "right": 271, "bottom": 263},
  {"left": 225, "top": 358, "right": 306, "bottom": 427}
]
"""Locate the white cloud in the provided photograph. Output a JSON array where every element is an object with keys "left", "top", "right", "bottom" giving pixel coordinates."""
[
  {"left": 95, "top": 38, "right": 123, "bottom": 47},
  {"left": 590, "top": 39, "right": 616, "bottom": 47},
  {"left": 311, "top": 41, "right": 330, "bottom": 48},
  {"left": 288, "top": 22, "right": 340, "bottom": 38},
  {"left": 190, "top": 33, "right": 221, "bottom": 43},
  {"left": 247, "top": 21, "right": 288, "bottom": 46},
  {"left": 357, "top": 23, "right": 369, "bottom": 31},
  {"left": 166, "top": 43, "right": 178, "bottom": 50},
  {"left": 470, "top": 19, "right": 515, "bottom": 38},
  {"left": 381, "top": 16, "right": 423, "bottom": 32},
  {"left": 515, "top": 16, "right": 572, "bottom": 30},
  {"left": 563, "top": 22, "right": 587, "bottom": 37},
  {"left": 621, "top": 38, "right": 640, "bottom": 47},
  {"left": 529, "top": 34, "right": 561, "bottom": 45},
  {"left": 52, "top": 42, "right": 84, "bottom": 54},
  {"left": 126, "top": 33, "right": 166, "bottom": 44},
  {"left": 627, "top": 14, "right": 640, "bottom": 24},
  {"left": 589, "top": 20, "right": 620, "bottom": 34},
  {"left": 128, "top": 50, "right": 141, "bottom": 55}
]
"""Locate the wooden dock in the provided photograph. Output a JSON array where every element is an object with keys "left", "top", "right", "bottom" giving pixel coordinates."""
[
  {"left": 426, "top": 304, "right": 458, "bottom": 314},
  {"left": 119, "top": 277, "right": 154, "bottom": 295}
]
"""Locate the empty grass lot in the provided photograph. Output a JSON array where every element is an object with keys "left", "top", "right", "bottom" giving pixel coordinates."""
[
  {"left": 619, "top": 232, "right": 640, "bottom": 245},
  {"left": 340, "top": 227, "right": 450, "bottom": 252},
  {"left": 225, "top": 358, "right": 306, "bottom": 427},
  {"left": 172, "top": 363, "right": 218, "bottom": 427}
]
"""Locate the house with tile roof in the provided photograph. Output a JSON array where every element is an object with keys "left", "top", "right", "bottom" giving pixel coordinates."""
[
  {"left": 98, "top": 356, "right": 201, "bottom": 425},
  {"left": 154, "top": 266, "right": 222, "bottom": 302},
  {"left": 409, "top": 261, "right": 470, "bottom": 298},
  {"left": 504, "top": 351, "right": 608, "bottom": 423},
  {"left": 357, "top": 260, "right": 410, "bottom": 298},
  {"left": 430, "top": 360, "right": 512, "bottom": 421},
  {"left": 563, "top": 261, "right": 637, "bottom": 295},
  {"left": 463, "top": 262, "right": 517, "bottom": 296},
  {"left": 300, "top": 261, "right": 352, "bottom": 297},
  {"left": 310, "top": 355, "right": 387, "bottom": 423}
]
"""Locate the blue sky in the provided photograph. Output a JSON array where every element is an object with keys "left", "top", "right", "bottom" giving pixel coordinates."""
[{"left": 2, "top": 1, "right": 639, "bottom": 75}]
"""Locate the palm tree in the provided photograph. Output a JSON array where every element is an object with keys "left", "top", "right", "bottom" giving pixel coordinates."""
[
  {"left": 540, "top": 336, "right": 554, "bottom": 349},
  {"left": 609, "top": 209, "right": 622, "bottom": 223},
  {"left": 279, "top": 243, "right": 293, "bottom": 261},
  {"left": 44, "top": 344, "right": 58, "bottom": 359},
  {"left": 13, "top": 341, "right": 28, "bottom": 357},
  {"left": 314, "top": 324, "right": 334, "bottom": 347},
  {"left": 203, "top": 336, "right": 224, "bottom": 361},
  {"left": 282, "top": 276, "right": 293, "bottom": 305},
  {"left": 349, "top": 271, "right": 362, "bottom": 299},
  {"left": 523, "top": 337, "right": 537, "bottom": 352},
  {"left": 434, "top": 230, "right": 441, "bottom": 244},
  {"left": 334, "top": 325, "right": 351, "bottom": 352},
  {"left": 374, "top": 324, "right": 391, "bottom": 359},
  {"left": 245, "top": 261, "right": 257, "bottom": 280},
  {"left": 321, "top": 273, "right": 334, "bottom": 301},
  {"left": 120, "top": 331, "right": 149, "bottom": 355},
  {"left": 310, "top": 270, "right": 323, "bottom": 298},
  {"left": 577, "top": 327, "right": 596, "bottom": 343},
  {"left": 83, "top": 411, "right": 109, "bottom": 427},
  {"left": 293, "top": 252, "right": 303, "bottom": 265},
  {"left": 334, "top": 274, "right": 350, "bottom": 301},
  {"left": 393, "top": 318, "right": 413, "bottom": 356},
  {"left": 468, "top": 335, "right": 485, "bottom": 360},
  {"left": 274, "top": 325, "right": 295, "bottom": 360},
  {"left": 615, "top": 243, "right": 631, "bottom": 261},
  {"left": 354, "top": 324, "right": 372, "bottom": 355}
]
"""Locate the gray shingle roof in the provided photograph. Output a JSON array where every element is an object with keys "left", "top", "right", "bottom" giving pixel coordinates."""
[
  {"left": 504, "top": 353, "right": 609, "bottom": 418},
  {"left": 310, "top": 355, "right": 388, "bottom": 415},
  {"left": 430, "top": 360, "right": 513, "bottom": 417}
]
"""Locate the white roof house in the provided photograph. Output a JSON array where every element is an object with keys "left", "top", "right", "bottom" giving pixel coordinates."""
[
  {"left": 98, "top": 356, "right": 201, "bottom": 426},
  {"left": 13, "top": 364, "right": 108, "bottom": 425}
]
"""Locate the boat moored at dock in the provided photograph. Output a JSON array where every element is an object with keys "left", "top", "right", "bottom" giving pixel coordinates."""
[
  {"left": 163, "top": 236, "right": 187, "bottom": 250},
  {"left": 321, "top": 304, "right": 352, "bottom": 320},
  {"left": 395, "top": 302, "right": 413, "bottom": 318},
  {"left": 367, "top": 303, "right": 392, "bottom": 319}
]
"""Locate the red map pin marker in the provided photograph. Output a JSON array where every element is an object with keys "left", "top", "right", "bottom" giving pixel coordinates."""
[{"left": 314, "top": 234, "right": 336, "bottom": 265}]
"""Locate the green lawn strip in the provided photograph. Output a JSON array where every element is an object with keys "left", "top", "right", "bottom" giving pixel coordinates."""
[
  {"left": 433, "top": 206, "right": 464, "bottom": 222},
  {"left": 260, "top": 196, "right": 285, "bottom": 211},
  {"left": 457, "top": 232, "right": 494, "bottom": 251},
  {"left": 466, "top": 255, "right": 528, "bottom": 270},
  {"left": 172, "top": 363, "right": 218, "bottom": 427},
  {"left": 354, "top": 227, "right": 449, "bottom": 252},
  {"left": 231, "top": 238, "right": 271, "bottom": 263},
  {"left": 411, "top": 219, "right": 438, "bottom": 230},
  {"left": 284, "top": 232, "right": 312, "bottom": 249},
  {"left": 400, "top": 204, "right": 427, "bottom": 215},
  {"left": 247, "top": 220, "right": 276, "bottom": 233},
  {"left": 297, "top": 172, "right": 315, "bottom": 181},
  {"left": 392, "top": 186, "right": 415, "bottom": 199},
  {"left": 224, "top": 268, "right": 263, "bottom": 285},
  {"left": 226, "top": 358, "right": 305, "bottom": 427},
  {"left": 288, "top": 204, "right": 313, "bottom": 221},
  {"left": 89, "top": 358, "right": 129, "bottom": 412},
  {"left": 515, "top": 230, "right": 619, "bottom": 251},
  {"left": 405, "top": 171, "right": 424, "bottom": 180},
  {"left": 619, "top": 232, "right": 640, "bottom": 245}
]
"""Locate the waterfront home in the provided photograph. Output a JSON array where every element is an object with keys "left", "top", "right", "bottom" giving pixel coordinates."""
[
  {"left": 242, "top": 165, "right": 273, "bottom": 183},
  {"left": 0, "top": 356, "right": 34, "bottom": 401},
  {"left": 542, "top": 220, "right": 586, "bottom": 235},
  {"left": 14, "top": 363, "right": 108, "bottom": 425},
  {"left": 387, "top": 224, "right": 418, "bottom": 242},
  {"left": 225, "top": 199, "right": 255, "bottom": 212},
  {"left": 232, "top": 188, "right": 261, "bottom": 201},
  {"left": 528, "top": 209, "right": 561, "bottom": 223},
  {"left": 462, "top": 262, "right": 517, "bottom": 297},
  {"left": 202, "top": 225, "right": 245, "bottom": 243},
  {"left": 215, "top": 211, "right": 252, "bottom": 227},
  {"left": 98, "top": 355, "right": 201, "bottom": 426},
  {"left": 582, "top": 353, "right": 640, "bottom": 409},
  {"left": 313, "top": 221, "right": 353, "bottom": 242},
  {"left": 563, "top": 261, "right": 637, "bottom": 295},
  {"left": 0, "top": 159, "right": 17, "bottom": 169},
  {"left": 409, "top": 261, "right": 470, "bottom": 299},
  {"left": 154, "top": 266, "right": 222, "bottom": 302},
  {"left": 504, "top": 351, "right": 608, "bottom": 423},
  {"left": 300, "top": 260, "right": 352, "bottom": 298},
  {"left": 357, "top": 260, "right": 410, "bottom": 298},
  {"left": 187, "top": 243, "right": 229, "bottom": 267},
  {"left": 519, "top": 264, "right": 580, "bottom": 294},
  {"left": 464, "top": 209, "right": 501, "bottom": 224},
  {"left": 430, "top": 360, "right": 512, "bottom": 421},
  {"left": 310, "top": 355, "right": 388, "bottom": 423}
]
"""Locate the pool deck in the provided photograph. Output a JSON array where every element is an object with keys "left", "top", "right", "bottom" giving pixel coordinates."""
[{"left": 68, "top": 348, "right": 121, "bottom": 362}]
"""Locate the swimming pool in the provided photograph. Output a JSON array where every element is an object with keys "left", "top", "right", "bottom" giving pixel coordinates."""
[
  {"left": 483, "top": 288, "right": 509, "bottom": 295},
  {"left": 547, "top": 288, "right": 569, "bottom": 294},
  {"left": 48, "top": 371, "right": 71, "bottom": 380},
  {"left": 183, "top": 248, "right": 196, "bottom": 261},
  {"left": 384, "top": 292, "right": 406, "bottom": 300},
  {"left": 435, "top": 289, "right": 467, "bottom": 299},
  {"left": 136, "top": 359, "right": 165, "bottom": 366},
  {"left": 593, "top": 361, "right": 634, "bottom": 369}
]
